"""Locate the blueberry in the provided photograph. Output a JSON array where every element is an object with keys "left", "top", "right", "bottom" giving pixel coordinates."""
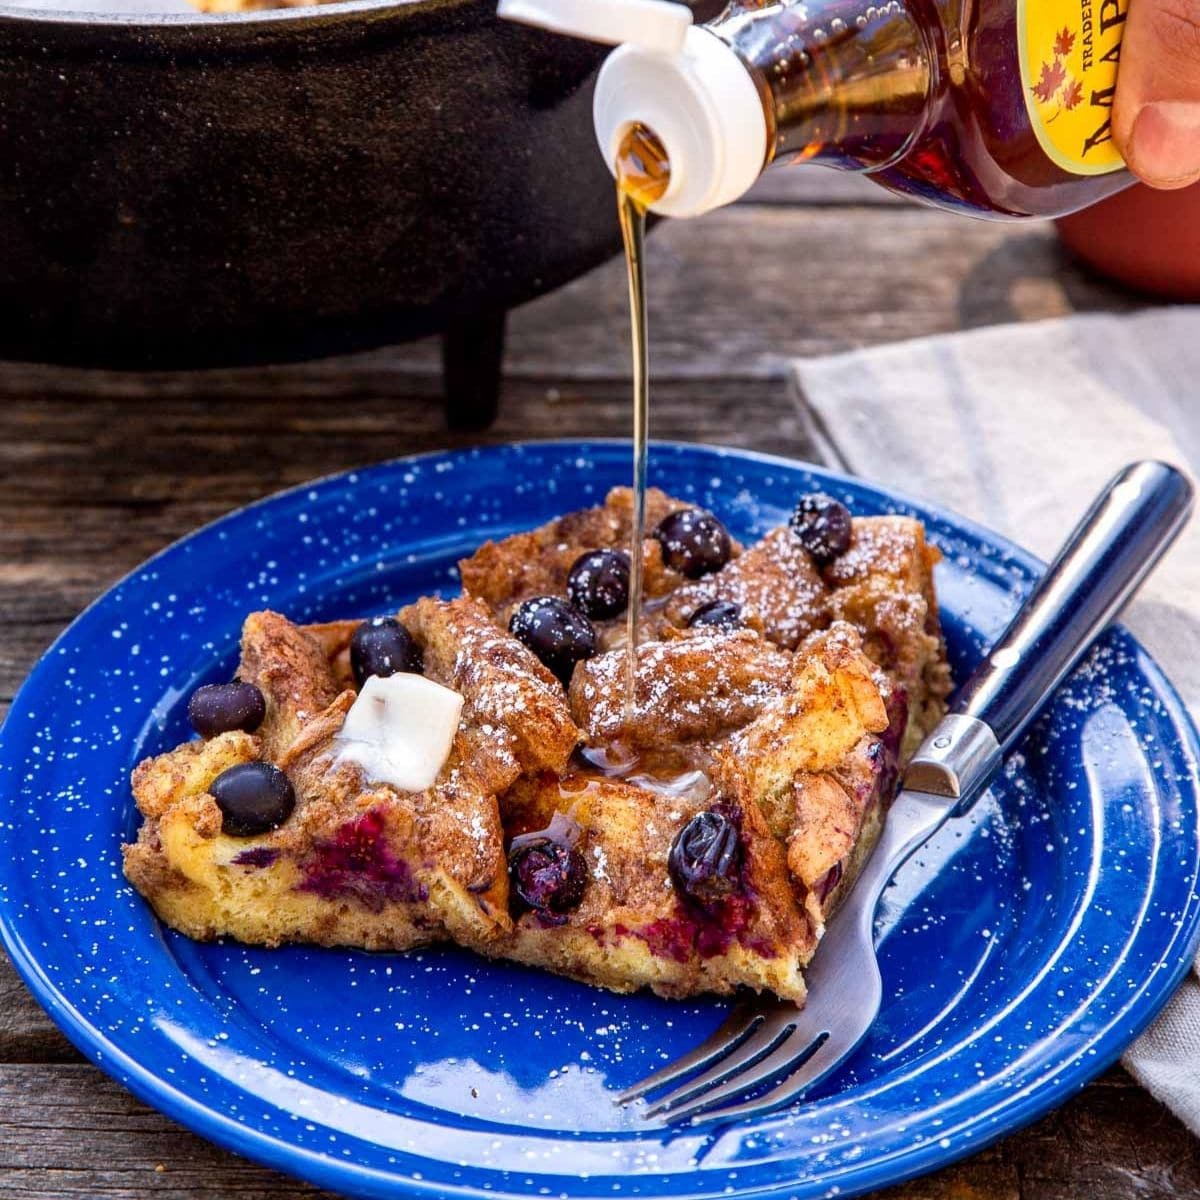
[
  {"left": 509, "top": 838, "right": 588, "bottom": 914},
  {"left": 188, "top": 681, "right": 266, "bottom": 739},
  {"left": 350, "top": 617, "right": 423, "bottom": 688},
  {"left": 567, "top": 549, "right": 631, "bottom": 620},
  {"left": 789, "top": 492, "right": 852, "bottom": 566},
  {"left": 668, "top": 807, "right": 742, "bottom": 904},
  {"left": 509, "top": 596, "right": 597, "bottom": 686},
  {"left": 653, "top": 508, "right": 731, "bottom": 579},
  {"left": 687, "top": 599, "right": 742, "bottom": 630},
  {"left": 210, "top": 762, "right": 295, "bottom": 838}
]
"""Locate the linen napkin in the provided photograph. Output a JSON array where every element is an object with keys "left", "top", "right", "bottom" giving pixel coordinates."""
[{"left": 792, "top": 308, "right": 1200, "bottom": 1133}]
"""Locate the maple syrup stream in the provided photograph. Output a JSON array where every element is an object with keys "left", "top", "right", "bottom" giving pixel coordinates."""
[{"left": 614, "top": 123, "right": 671, "bottom": 714}]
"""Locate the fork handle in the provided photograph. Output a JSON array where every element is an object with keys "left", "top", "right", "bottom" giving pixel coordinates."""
[{"left": 906, "top": 460, "right": 1193, "bottom": 815}]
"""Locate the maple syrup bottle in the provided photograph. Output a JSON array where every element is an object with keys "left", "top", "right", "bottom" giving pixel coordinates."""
[{"left": 500, "top": 0, "right": 1132, "bottom": 219}]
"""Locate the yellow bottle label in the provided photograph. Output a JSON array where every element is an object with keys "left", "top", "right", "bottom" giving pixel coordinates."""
[{"left": 1018, "top": 0, "right": 1127, "bottom": 175}]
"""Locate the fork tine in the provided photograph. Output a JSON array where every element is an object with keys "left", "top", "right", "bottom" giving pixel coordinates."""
[
  {"left": 615, "top": 997, "right": 765, "bottom": 1105},
  {"left": 662, "top": 1028, "right": 828, "bottom": 1124},
  {"left": 641, "top": 1005, "right": 801, "bottom": 1118},
  {"left": 679, "top": 1018, "right": 870, "bottom": 1126}
]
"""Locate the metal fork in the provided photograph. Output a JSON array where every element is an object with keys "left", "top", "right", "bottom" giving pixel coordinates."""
[{"left": 619, "top": 460, "right": 1194, "bottom": 1127}]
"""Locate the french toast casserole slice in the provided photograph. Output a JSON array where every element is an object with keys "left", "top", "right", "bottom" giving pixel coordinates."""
[{"left": 124, "top": 486, "right": 950, "bottom": 1002}]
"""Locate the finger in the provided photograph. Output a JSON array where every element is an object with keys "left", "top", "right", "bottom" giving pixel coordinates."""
[{"left": 1113, "top": 0, "right": 1200, "bottom": 187}]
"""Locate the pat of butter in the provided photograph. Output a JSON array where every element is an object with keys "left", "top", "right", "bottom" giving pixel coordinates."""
[{"left": 334, "top": 673, "right": 464, "bottom": 792}]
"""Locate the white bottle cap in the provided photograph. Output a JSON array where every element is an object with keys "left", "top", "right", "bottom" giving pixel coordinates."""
[
  {"left": 497, "top": 0, "right": 768, "bottom": 219},
  {"left": 593, "top": 27, "right": 767, "bottom": 218}
]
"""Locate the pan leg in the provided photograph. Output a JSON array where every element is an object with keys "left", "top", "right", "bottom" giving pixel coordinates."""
[{"left": 441, "top": 311, "right": 506, "bottom": 431}]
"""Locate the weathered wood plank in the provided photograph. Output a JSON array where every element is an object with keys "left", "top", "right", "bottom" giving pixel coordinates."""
[
  {"left": 0, "top": 205, "right": 1136, "bottom": 400},
  {"left": 505, "top": 205, "right": 1139, "bottom": 378},
  {"left": 0, "top": 200, "right": 1134, "bottom": 709},
  {"left": 0, "top": 1063, "right": 1196, "bottom": 1199},
  {"left": 0, "top": 957, "right": 77, "bottom": 1065},
  {"left": 0, "top": 1065, "right": 333, "bottom": 1198},
  {"left": 0, "top": 376, "right": 805, "bottom": 709}
]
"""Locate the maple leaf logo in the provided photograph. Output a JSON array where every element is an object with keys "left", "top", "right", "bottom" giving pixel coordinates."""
[
  {"left": 1032, "top": 26, "right": 1081, "bottom": 124},
  {"left": 1033, "top": 58, "right": 1067, "bottom": 104}
]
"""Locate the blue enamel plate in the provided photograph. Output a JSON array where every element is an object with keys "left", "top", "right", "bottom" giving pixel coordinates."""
[{"left": 2, "top": 441, "right": 1198, "bottom": 1200}]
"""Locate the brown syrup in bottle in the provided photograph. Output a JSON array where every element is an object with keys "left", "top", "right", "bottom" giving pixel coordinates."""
[{"left": 710, "top": 0, "right": 1129, "bottom": 217}]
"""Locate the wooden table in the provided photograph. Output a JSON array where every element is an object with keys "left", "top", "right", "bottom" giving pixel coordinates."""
[{"left": 2, "top": 170, "right": 1197, "bottom": 1199}]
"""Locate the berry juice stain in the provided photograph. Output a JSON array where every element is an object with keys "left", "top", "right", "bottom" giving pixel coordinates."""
[
  {"left": 614, "top": 123, "right": 670, "bottom": 717},
  {"left": 297, "top": 808, "right": 426, "bottom": 911}
]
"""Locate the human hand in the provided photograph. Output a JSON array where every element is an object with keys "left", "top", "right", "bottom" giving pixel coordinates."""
[{"left": 1114, "top": 0, "right": 1200, "bottom": 187}]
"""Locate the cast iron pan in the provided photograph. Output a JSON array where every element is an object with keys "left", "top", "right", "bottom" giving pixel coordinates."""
[{"left": 0, "top": 0, "right": 652, "bottom": 423}]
